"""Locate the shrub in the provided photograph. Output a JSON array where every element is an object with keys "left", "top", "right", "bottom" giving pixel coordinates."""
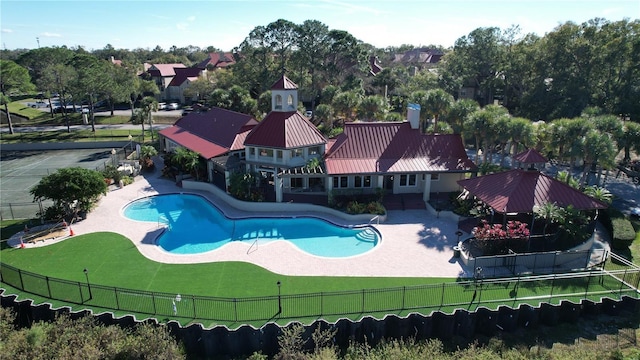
[
  {"left": 611, "top": 217, "right": 636, "bottom": 249},
  {"left": 101, "top": 164, "right": 121, "bottom": 183},
  {"left": 121, "top": 176, "right": 133, "bottom": 186}
]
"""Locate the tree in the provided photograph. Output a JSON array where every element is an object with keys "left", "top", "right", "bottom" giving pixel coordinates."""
[
  {"left": 173, "top": 147, "right": 201, "bottom": 180},
  {"left": 139, "top": 96, "right": 158, "bottom": 141},
  {"left": 445, "top": 98, "right": 480, "bottom": 136},
  {"left": 139, "top": 144, "right": 158, "bottom": 170},
  {"left": 441, "top": 27, "right": 505, "bottom": 106},
  {"left": 39, "top": 63, "right": 77, "bottom": 128},
  {"left": 423, "top": 89, "right": 454, "bottom": 134},
  {"left": 315, "top": 103, "right": 334, "bottom": 133},
  {"left": 68, "top": 54, "right": 109, "bottom": 132},
  {"left": 357, "top": 95, "right": 387, "bottom": 121},
  {"left": 533, "top": 202, "right": 564, "bottom": 237},
  {"left": 0, "top": 60, "right": 35, "bottom": 134},
  {"left": 30, "top": 167, "right": 107, "bottom": 217},
  {"left": 332, "top": 91, "right": 361, "bottom": 121}
]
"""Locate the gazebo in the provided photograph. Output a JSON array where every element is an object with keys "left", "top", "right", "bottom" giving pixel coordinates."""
[{"left": 457, "top": 169, "right": 608, "bottom": 215}]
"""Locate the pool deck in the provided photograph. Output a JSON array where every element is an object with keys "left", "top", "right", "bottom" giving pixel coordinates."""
[{"left": 13, "top": 168, "right": 473, "bottom": 279}]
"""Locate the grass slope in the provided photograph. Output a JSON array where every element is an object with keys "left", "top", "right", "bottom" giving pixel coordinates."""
[{"left": 1, "top": 232, "right": 446, "bottom": 297}]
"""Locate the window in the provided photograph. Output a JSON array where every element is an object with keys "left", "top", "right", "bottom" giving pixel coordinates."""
[
  {"left": 275, "top": 95, "right": 282, "bottom": 110},
  {"left": 308, "top": 146, "right": 320, "bottom": 155},
  {"left": 291, "top": 177, "right": 303, "bottom": 188},
  {"left": 399, "top": 174, "right": 417, "bottom": 187},
  {"left": 287, "top": 94, "right": 294, "bottom": 107},
  {"left": 431, "top": 173, "right": 440, "bottom": 181},
  {"left": 354, "top": 175, "right": 371, "bottom": 188},
  {"left": 260, "top": 148, "right": 273, "bottom": 157},
  {"left": 249, "top": 148, "right": 255, "bottom": 156},
  {"left": 292, "top": 148, "right": 303, "bottom": 158},
  {"left": 276, "top": 150, "right": 283, "bottom": 160},
  {"left": 333, "top": 176, "right": 348, "bottom": 188}
]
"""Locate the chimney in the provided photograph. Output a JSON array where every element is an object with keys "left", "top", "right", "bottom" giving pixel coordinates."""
[{"left": 407, "top": 103, "right": 421, "bottom": 130}]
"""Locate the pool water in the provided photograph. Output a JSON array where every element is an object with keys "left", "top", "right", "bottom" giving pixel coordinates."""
[{"left": 122, "top": 194, "right": 379, "bottom": 257}]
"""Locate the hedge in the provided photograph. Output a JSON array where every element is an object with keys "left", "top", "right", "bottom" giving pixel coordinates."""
[{"left": 611, "top": 217, "right": 636, "bottom": 249}]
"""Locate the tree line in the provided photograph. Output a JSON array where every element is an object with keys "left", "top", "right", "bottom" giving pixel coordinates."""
[{"left": 1, "top": 17, "right": 639, "bottom": 174}]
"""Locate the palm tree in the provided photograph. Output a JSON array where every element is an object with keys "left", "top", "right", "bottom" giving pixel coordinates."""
[
  {"left": 423, "top": 89, "right": 453, "bottom": 134},
  {"left": 533, "top": 202, "right": 564, "bottom": 237},
  {"left": 139, "top": 145, "right": 158, "bottom": 170},
  {"left": 174, "top": 147, "right": 201, "bottom": 180},
  {"left": 556, "top": 170, "right": 580, "bottom": 189},
  {"left": 583, "top": 185, "right": 613, "bottom": 205},
  {"left": 139, "top": 96, "right": 159, "bottom": 142}
]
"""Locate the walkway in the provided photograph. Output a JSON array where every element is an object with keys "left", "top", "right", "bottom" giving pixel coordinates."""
[{"left": 12, "top": 162, "right": 473, "bottom": 279}]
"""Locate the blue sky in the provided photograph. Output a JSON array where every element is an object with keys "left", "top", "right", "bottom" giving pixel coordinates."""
[{"left": 1, "top": 0, "right": 638, "bottom": 51}]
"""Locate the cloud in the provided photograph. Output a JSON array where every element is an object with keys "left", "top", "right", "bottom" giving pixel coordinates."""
[
  {"left": 187, "top": 16, "right": 196, "bottom": 22},
  {"left": 41, "top": 32, "right": 62, "bottom": 38},
  {"left": 2, "top": 29, "right": 13, "bottom": 33},
  {"left": 176, "top": 22, "right": 189, "bottom": 31}
]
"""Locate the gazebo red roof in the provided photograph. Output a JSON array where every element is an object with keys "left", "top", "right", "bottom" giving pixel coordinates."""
[
  {"left": 513, "top": 148, "right": 547, "bottom": 164},
  {"left": 457, "top": 169, "right": 608, "bottom": 213}
]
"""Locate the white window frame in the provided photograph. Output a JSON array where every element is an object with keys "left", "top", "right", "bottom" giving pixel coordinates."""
[
  {"left": 333, "top": 176, "right": 348, "bottom": 188},
  {"left": 399, "top": 174, "right": 417, "bottom": 187},
  {"left": 354, "top": 175, "right": 372, "bottom": 188}
]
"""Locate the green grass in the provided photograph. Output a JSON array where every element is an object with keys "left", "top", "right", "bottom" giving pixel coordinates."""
[
  {"left": 0, "top": 232, "right": 448, "bottom": 296},
  {"left": 2, "top": 231, "right": 637, "bottom": 328}
]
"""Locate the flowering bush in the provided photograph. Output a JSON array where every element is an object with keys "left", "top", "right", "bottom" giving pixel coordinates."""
[{"left": 473, "top": 220, "right": 530, "bottom": 240}]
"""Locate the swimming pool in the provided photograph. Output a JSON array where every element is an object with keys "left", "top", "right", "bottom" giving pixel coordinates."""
[{"left": 122, "top": 194, "right": 379, "bottom": 257}]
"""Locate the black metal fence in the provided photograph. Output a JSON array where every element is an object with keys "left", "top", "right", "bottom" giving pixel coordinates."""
[{"left": 2, "top": 261, "right": 639, "bottom": 326}]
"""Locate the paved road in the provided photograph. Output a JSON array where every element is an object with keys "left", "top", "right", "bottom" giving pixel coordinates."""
[{"left": 0, "top": 123, "right": 172, "bottom": 133}]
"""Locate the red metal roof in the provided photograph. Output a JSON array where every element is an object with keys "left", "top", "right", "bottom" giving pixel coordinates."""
[
  {"left": 167, "top": 67, "right": 203, "bottom": 87},
  {"left": 244, "top": 111, "right": 326, "bottom": 148},
  {"left": 513, "top": 148, "right": 547, "bottom": 164},
  {"left": 158, "top": 126, "right": 228, "bottom": 159},
  {"left": 270, "top": 75, "right": 298, "bottom": 90},
  {"left": 457, "top": 169, "right": 608, "bottom": 213},
  {"left": 147, "top": 63, "right": 186, "bottom": 77},
  {"left": 159, "top": 107, "right": 258, "bottom": 159},
  {"left": 324, "top": 122, "right": 476, "bottom": 175},
  {"left": 197, "top": 52, "right": 236, "bottom": 69}
]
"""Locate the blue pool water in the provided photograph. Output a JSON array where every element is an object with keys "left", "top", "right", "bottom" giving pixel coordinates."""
[{"left": 122, "top": 194, "right": 379, "bottom": 257}]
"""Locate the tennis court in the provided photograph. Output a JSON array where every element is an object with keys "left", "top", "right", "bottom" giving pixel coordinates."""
[{"left": 0, "top": 148, "right": 121, "bottom": 219}]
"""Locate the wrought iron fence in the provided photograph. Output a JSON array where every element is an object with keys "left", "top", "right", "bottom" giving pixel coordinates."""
[{"left": 1, "top": 261, "right": 639, "bottom": 326}]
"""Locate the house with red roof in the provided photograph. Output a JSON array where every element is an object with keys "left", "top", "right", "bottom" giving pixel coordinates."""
[
  {"left": 197, "top": 52, "right": 236, "bottom": 70},
  {"left": 158, "top": 107, "right": 258, "bottom": 187},
  {"left": 166, "top": 67, "right": 206, "bottom": 104},
  {"left": 159, "top": 75, "right": 477, "bottom": 204},
  {"left": 141, "top": 63, "right": 188, "bottom": 101}
]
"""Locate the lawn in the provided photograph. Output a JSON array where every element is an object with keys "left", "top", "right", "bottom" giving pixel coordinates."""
[
  {"left": 2, "top": 230, "right": 637, "bottom": 328},
  {"left": 0, "top": 232, "right": 448, "bottom": 297}
]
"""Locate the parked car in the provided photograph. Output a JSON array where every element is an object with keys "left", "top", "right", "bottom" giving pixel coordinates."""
[
  {"left": 167, "top": 102, "right": 179, "bottom": 110},
  {"left": 157, "top": 102, "right": 167, "bottom": 110},
  {"left": 305, "top": 110, "right": 313, "bottom": 118}
]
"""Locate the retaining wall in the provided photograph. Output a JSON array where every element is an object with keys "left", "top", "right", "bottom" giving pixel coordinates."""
[
  {"left": 181, "top": 180, "right": 386, "bottom": 224},
  {"left": 2, "top": 292, "right": 637, "bottom": 358}
]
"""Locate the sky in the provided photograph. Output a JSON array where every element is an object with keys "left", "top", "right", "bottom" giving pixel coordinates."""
[{"left": 1, "top": 0, "right": 638, "bottom": 52}]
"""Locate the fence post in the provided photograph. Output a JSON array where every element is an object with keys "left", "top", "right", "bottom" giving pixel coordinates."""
[
  {"left": 18, "top": 268, "right": 24, "bottom": 290},
  {"left": 619, "top": 269, "right": 628, "bottom": 297},
  {"left": 151, "top": 292, "right": 157, "bottom": 314},
  {"left": 320, "top": 292, "right": 324, "bottom": 316},
  {"left": 114, "top": 287, "right": 120, "bottom": 310},
  {"left": 402, "top": 286, "right": 406, "bottom": 310},
  {"left": 440, "top": 283, "right": 445, "bottom": 307},
  {"left": 192, "top": 295, "right": 196, "bottom": 318},
  {"left": 79, "top": 281, "right": 84, "bottom": 303},
  {"left": 234, "top": 298, "right": 238, "bottom": 322},
  {"left": 550, "top": 274, "right": 555, "bottom": 301},
  {"left": 9, "top": 204, "right": 15, "bottom": 220},
  {"left": 45, "top": 276, "right": 52, "bottom": 298},
  {"left": 361, "top": 289, "right": 365, "bottom": 313},
  {"left": 585, "top": 272, "right": 592, "bottom": 300}
]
